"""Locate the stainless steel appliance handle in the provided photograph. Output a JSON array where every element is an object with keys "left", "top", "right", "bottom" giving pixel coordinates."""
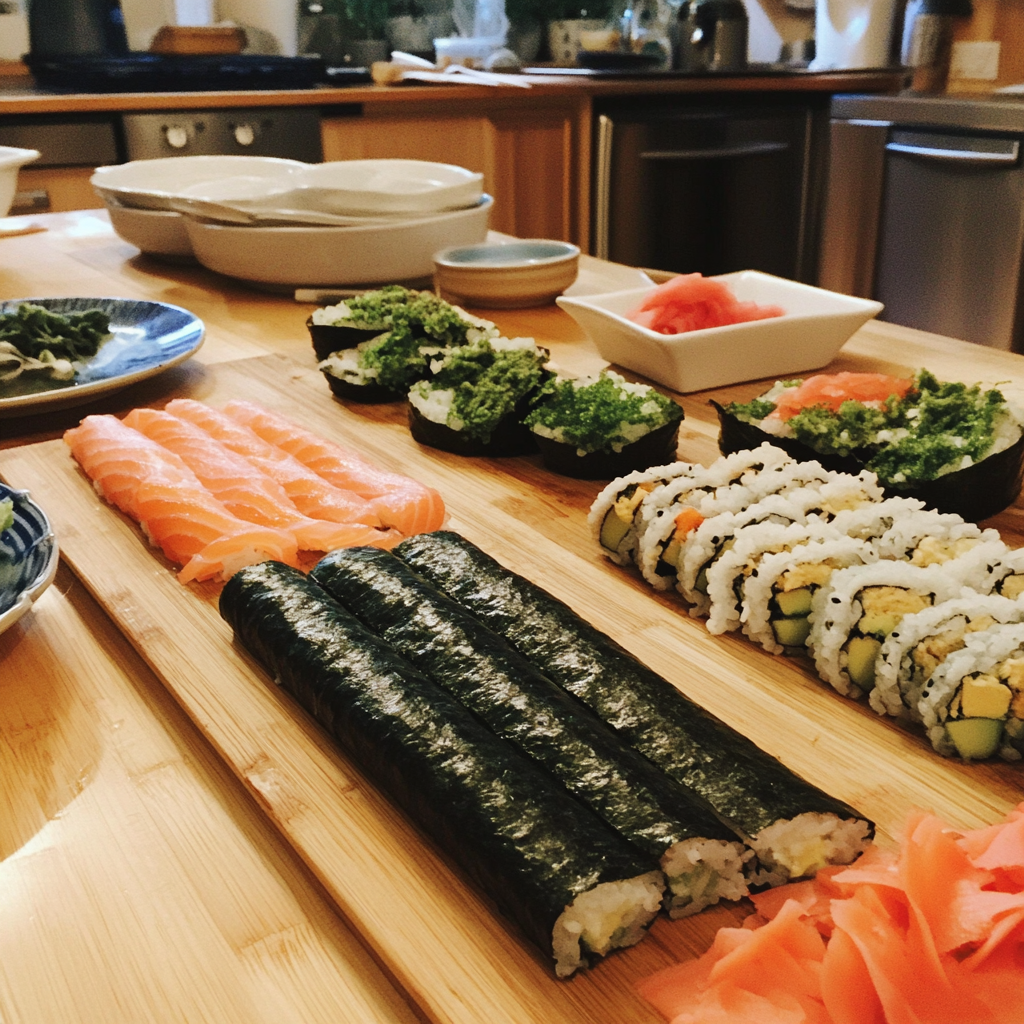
[
  {"left": 594, "top": 114, "right": 614, "bottom": 261},
  {"left": 640, "top": 141, "right": 789, "bottom": 161},
  {"left": 885, "top": 140, "right": 1020, "bottom": 165}
]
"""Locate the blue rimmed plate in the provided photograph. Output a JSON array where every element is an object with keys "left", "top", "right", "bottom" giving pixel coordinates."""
[
  {"left": 0, "top": 482, "right": 59, "bottom": 635},
  {"left": 0, "top": 297, "right": 204, "bottom": 417}
]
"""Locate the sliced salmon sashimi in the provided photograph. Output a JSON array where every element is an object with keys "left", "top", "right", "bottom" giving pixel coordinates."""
[
  {"left": 64, "top": 414, "right": 298, "bottom": 583},
  {"left": 223, "top": 400, "right": 446, "bottom": 536},
  {"left": 123, "top": 408, "right": 401, "bottom": 553},
  {"left": 165, "top": 398, "right": 382, "bottom": 527}
]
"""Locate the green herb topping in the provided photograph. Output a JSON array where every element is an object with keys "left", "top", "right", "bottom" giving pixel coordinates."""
[
  {"left": 524, "top": 370, "right": 683, "bottom": 455},
  {"left": 726, "top": 369, "right": 1023, "bottom": 483},
  {"left": 316, "top": 287, "right": 498, "bottom": 392},
  {"left": 409, "top": 338, "right": 550, "bottom": 442},
  {"left": 0, "top": 497, "right": 12, "bottom": 534}
]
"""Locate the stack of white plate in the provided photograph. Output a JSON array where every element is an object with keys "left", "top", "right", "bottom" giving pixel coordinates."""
[{"left": 93, "top": 156, "right": 491, "bottom": 287}]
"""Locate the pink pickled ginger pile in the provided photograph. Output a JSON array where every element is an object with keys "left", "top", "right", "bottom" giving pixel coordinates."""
[
  {"left": 637, "top": 803, "right": 1024, "bottom": 1024},
  {"left": 626, "top": 273, "right": 785, "bottom": 335}
]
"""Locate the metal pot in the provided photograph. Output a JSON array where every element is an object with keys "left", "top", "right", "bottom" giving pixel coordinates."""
[
  {"left": 27, "top": 0, "right": 128, "bottom": 57},
  {"left": 676, "top": 0, "right": 748, "bottom": 72}
]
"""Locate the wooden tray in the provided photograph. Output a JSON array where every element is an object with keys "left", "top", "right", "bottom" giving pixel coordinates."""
[{"left": 2, "top": 351, "right": 1022, "bottom": 1024}]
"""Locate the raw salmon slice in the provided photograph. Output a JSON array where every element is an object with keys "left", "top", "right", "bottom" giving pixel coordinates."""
[
  {"left": 125, "top": 408, "right": 400, "bottom": 553},
  {"left": 165, "top": 399, "right": 381, "bottom": 527},
  {"left": 770, "top": 372, "right": 914, "bottom": 421},
  {"left": 223, "top": 400, "right": 446, "bottom": 536},
  {"left": 65, "top": 414, "right": 298, "bottom": 582}
]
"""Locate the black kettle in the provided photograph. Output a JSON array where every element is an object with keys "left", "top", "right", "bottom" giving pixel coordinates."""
[
  {"left": 676, "top": 0, "right": 748, "bottom": 72},
  {"left": 27, "top": 0, "right": 129, "bottom": 58}
]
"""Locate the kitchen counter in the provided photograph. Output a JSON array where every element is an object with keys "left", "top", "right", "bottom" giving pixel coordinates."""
[
  {"left": 0, "top": 66, "right": 904, "bottom": 114},
  {"left": 1, "top": 210, "right": 1020, "bottom": 1024}
]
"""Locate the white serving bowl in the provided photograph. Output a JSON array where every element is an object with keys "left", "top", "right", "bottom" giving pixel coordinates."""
[
  {"left": 91, "top": 155, "right": 307, "bottom": 212},
  {"left": 0, "top": 146, "right": 40, "bottom": 217},
  {"left": 183, "top": 194, "right": 493, "bottom": 287},
  {"left": 556, "top": 270, "right": 885, "bottom": 393},
  {"left": 105, "top": 198, "right": 195, "bottom": 262},
  {"left": 287, "top": 159, "right": 484, "bottom": 216},
  {"left": 433, "top": 239, "right": 580, "bottom": 308}
]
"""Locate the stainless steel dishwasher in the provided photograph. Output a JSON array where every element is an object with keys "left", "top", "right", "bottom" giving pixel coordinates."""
[{"left": 820, "top": 94, "right": 1024, "bottom": 351}]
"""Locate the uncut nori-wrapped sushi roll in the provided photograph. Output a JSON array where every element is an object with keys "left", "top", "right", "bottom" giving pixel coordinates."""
[
  {"left": 407, "top": 337, "right": 551, "bottom": 457},
  {"left": 715, "top": 370, "right": 1024, "bottom": 520},
  {"left": 219, "top": 560, "right": 664, "bottom": 977},
  {"left": 312, "top": 546, "right": 752, "bottom": 918},
  {"left": 395, "top": 530, "right": 875, "bottom": 887},
  {"left": 524, "top": 370, "right": 684, "bottom": 480}
]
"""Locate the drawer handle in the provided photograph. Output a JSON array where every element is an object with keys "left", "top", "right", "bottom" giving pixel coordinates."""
[
  {"left": 885, "top": 141, "right": 1020, "bottom": 165},
  {"left": 640, "top": 141, "right": 789, "bottom": 161}
]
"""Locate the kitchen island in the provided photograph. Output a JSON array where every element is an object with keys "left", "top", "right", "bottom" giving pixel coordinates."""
[{"left": 0, "top": 210, "right": 1021, "bottom": 1024}]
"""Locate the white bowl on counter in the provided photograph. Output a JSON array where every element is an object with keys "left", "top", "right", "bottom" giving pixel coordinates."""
[
  {"left": 105, "top": 199, "right": 195, "bottom": 262},
  {"left": 0, "top": 146, "right": 40, "bottom": 217},
  {"left": 556, "top": 270, "right": 885, "bottom": 393},
  {"left": 183, "top": 194, "right": 493, "bottom": 287},
  {"left": 433, "top": 239, "right": 580, "bottom": 308},
  {"left": 91, "top": 155, "right": 306, "bottom": 211}
]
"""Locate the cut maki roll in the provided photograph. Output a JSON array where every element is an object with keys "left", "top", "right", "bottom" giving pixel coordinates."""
[
  {"left": 396, "top": 531, "right": 875, "bottom": 888},
  {"left": 314, "top": 286, "right": 499, "bottom": 402},
  {"left": 808, "top": 560, "right": 972, "bottom": 700},
  {"left": 407, "top": 336, "right": 551, "bottom": 457},
  {"left": 524, "top": 370, "right": 684, "bottom": 479},
  {"left": 312, "top": 547, "right": 753, "bottom": 918},
  {"left": 219, "top": 560, "right": 665, "bottom": 977},
  {"left": 870, "top": 593, "right": 1024, "bottom": 720},
  {"left": 741, "top": 535, "right": 878, "bottom": 654},
  {"left": 716, "top": 370, "right": 1024, "bottom": 520},
  {"left": 588, "top": 461, "right": 702, "bottom": 567},
  {"left": 917, "top": 622, "right": 1024, "bottom": 760}
]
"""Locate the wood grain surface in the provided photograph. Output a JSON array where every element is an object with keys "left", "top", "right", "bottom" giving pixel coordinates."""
[{"left": 3, "top": 328, "right": 1023, "bottom": 1024}]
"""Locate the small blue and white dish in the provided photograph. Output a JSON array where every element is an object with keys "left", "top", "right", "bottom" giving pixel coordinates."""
[
  {"left": 0, "top": 297, "right": 205, "bottom": 417},
  {"left": 0, "top": 482, "right": 59, "bottom": 635}
]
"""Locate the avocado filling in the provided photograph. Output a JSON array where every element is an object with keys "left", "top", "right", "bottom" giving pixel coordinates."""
[
  {"left": 942, "top": 657, "right": 1024, "bottom": 759},
  {"left": 844, "top": 586, "right": 933, "bottom": 691}
]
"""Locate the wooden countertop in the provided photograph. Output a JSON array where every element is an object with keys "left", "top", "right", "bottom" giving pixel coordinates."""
[
  {"left": 0, "top": 211, "right": 1020, "bottom": 1024},
  {"left": 0, "top": 67, "right": 905, "bottom": 116}
]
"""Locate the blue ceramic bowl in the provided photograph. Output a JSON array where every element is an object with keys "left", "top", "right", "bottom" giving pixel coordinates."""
[{"left": 0, "top": 482, "right": 59, "bottom": 633}]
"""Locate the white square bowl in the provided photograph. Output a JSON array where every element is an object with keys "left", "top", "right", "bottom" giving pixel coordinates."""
[{"left": 556, "top": 270, "right": 884, "bottom": 393}]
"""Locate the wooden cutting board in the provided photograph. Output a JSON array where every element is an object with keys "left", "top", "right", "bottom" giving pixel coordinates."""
[{"left": 3, "top": 351, "right": 1022, "bottom": 1024}]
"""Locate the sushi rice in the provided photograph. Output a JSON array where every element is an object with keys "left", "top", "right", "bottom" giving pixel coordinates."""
[{"left": 591, "top": 442, "right": 1024, "bottom": 762}]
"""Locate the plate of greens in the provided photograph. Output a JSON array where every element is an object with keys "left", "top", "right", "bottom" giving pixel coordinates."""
[
  {"left": 0, "top": 297, "right": 205, "bottom": 416},
  {"left": 0, "top": 482, "right": 58, "bottom": 635}
]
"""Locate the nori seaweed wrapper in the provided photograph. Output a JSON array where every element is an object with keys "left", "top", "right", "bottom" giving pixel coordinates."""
[
  {"left": 307, "top": 317, "right": 385, "bottom": 362},
  {"left": 395, "top": 531, "right": 873, "bottom": 844},
  {"left": 535, "top": 418, "right": 682, "bottom": 480},
  {"left": 408, "top": 398, "right": 539, "bottom": 457},
  {"left": 312, "top": 547, "right": 743, "bottom": 860},
  {"left": 714, "top": 400, "right": 1024, "bottom": 521},
  {"left": 219, "top": 560, "right": 656, "bottom": 969}
]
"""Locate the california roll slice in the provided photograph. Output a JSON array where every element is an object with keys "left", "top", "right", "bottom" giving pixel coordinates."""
[
  {"left": 742, "top": 536, "right": 878, "bottom": 654},
  {"left": 407, "top": 336, "right": 550, "bottom": 456},
  {"left": 589, "top": 461, "right": 704, "bottom": 566},
  {"left": 808, "top": 561, "right": 971, "bottom": 700},
  {"left": 524, "top": 370, "right": 683, "bottom": 479},
  {"left": 870, "top": 593, "right": 1024, "bottom": 720},
  {"left": 918, "top": 622, "right": 1024, "bottom": 761}
]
